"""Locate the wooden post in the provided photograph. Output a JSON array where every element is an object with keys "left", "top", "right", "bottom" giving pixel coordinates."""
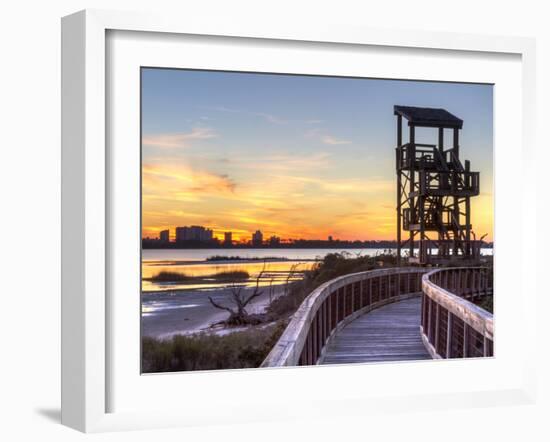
[
  {"left": 335, "top": 289, "right": 339, "bottom": 326},
  {"left": 322, "top": 303, "right": 326, "bottom": 347},
  {"left": 420, "top": 292, "right": 425, "bottom": 328},
  {"left": 395, "top": 273, "right": 401, "bottom": 296},
  {"left": 446, "top": 311, "right": 453, "bottom": 358},
  {"left": 328, "top": 291, "right": 333, "bottom": 333},
  {"left": 434, "top": 304, "right": 440, "bottom": 354},
  {"left": 437, "top": 128, "right": 445, "bottom": 256},
  {"left": 453, "top": 127, "right": 460, "bottom": 158},
  {"left": 369, "top": 277, "right": 373, "bottom": 305},
  {"left": 463, "top": 323, "right": 469, "bottom": 358},
  {"left": 465, "top": 160, "right": 471, "bottom": 256},
  {"left": 312, "top": 315, "right": 317, "bottom": 364},
  {"left": 409, "top": 125, "right": 415, "bottom": 258},
  {"left": 452, "top": 127, "right": 460, "bottom": 257},
  {"left": 427, "top": 298, "right": 433, "bottom": 344},
  {"left": 397, "top": 115, "right": 403, "bottom": 264}
]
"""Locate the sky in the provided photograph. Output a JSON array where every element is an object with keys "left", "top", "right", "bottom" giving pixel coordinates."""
[{"left": 141, "top": 68, "right": 494, "bottom": 242}]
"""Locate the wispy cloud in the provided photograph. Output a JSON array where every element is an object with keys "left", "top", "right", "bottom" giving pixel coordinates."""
[
  {"left": 142, "top": 127, "right": 216, "bottom": 149},
  {"left": 204, "top": 106, "right": 326, "bottom": 126},
  {"left": 205, "top": 106, "right": 287, "bottom": 124},
  {"left": 234, "top": 152, "right": 332, "bottom": 172},
  {"left": 279, "top": 175, "right": 393, "bottom": 194},
  {"left": 255, "top": 112, "right": 287, "bottom": 124},
  {"left": 142, "top": 163, "right": 237, "bottom": 199},
  {"left": 321, "top": 135, "right": 351, "bottom": 145},
  {"left": 306, "top": 128, "right": 352, "bottom": 145}
]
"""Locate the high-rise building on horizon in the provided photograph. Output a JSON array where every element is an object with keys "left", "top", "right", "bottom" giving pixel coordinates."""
[
  {"left": 175, "top": 225, "right": 214, "bottom": 242},
  {"left": 159, "top": 229, "right": 170, "bottom": 243},
  {"left": 252, "top": 230, "right": 263, "bottom": 246},
  {"left": 224, "top": 232, "right": 232, "bottom": 246}
]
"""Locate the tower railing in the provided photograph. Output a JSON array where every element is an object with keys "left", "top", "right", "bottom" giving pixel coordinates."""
[
  {"left": 261, "top": 267, "right": 428, "bottom": 367},
  {"left": 419, "top": 170, "right": 480, "bottom": 196},
  {"left": 421, "top": 267, "right": 493, "bottom": 359}
]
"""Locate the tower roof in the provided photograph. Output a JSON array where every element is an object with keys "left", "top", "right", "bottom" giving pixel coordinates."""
[{"left": 394, "top": 105, "right": 463, "bottom": 129}]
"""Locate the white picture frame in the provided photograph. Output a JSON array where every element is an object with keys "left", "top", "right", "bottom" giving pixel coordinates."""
[{"left": 61, "top": 9, "right": 538, "bottom": 433}]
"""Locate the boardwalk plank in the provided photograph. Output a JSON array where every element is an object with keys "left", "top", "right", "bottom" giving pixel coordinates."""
[{"left": 321, "top": 297, "right": 431, "bottom": 364}]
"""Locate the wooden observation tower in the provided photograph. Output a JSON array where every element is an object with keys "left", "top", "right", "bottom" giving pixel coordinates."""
[{"left": 395, "top": 105, "right": 481, "bottom": 265}]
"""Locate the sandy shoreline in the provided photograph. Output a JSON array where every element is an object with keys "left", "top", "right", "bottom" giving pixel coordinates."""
[{"left": 142, "top": 284, "right": 287, "bottom": 340}]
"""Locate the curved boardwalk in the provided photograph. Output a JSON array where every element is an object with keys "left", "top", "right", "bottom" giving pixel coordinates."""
[{"left": 320, "top": 297, "right": 431, "bottom": 365}]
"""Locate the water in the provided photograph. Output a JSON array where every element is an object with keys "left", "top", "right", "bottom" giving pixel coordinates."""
[
  {"left": 141, "top": 247, "right": 493, "bottom": 337},
  {"left": 141, "top": 247, "right": 493, "bottom": 292},
  {"left": 143, "top": 247, "right": 493, "bottom": 262}
]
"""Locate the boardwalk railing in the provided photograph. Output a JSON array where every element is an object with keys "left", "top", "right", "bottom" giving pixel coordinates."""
[
  {"left": 421, "top": 267, "right": 493, "bottom": 359},
  {"left": 261, "top": 267, "right": 427, "bottom": 367}
]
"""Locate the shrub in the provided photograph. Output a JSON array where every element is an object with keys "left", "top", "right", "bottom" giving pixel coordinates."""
[
  {"left": 147, "top": 271, "right": 190, "bottom": 282},
  {"left": 210, "top": 270, "right": 250, "bottom": 280},
  {"left": 146, "top": 270, "right": 250, "bottom": 283},
  {"left": 267, "top": 252, "right": 397, "bottom": 318},
  {"left": 142, "top": 320, "right": 287, "bottom": 372}
]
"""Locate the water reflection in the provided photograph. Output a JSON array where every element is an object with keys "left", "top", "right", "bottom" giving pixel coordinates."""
[
  {"left": 142, "top": 259, "right": 315, "bottom": 292},
  {"left": 141, "top": 248, "right": 493, "bottom": 293}
]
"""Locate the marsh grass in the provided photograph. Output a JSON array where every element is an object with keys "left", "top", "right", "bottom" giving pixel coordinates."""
[
  {"left": 142, "top": 321, "right": 287, "bottom": 372},
  {"left": 146, "top": 271, "right": 190, "bottom": 282},
  {"left": 146, "top": 269, "right": 250, "bottom": 283},
  {"left": 210, "top": 270, "right": 250, "bottom": 280},
  {"left": 206, "top": 255, "right": 285, "bottom": 262},
  {"left": 267, "top": 252, "right": 399, "bottom": 318}
]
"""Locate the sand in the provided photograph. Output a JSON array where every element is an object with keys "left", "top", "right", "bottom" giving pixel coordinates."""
[{"left": 141, "top": 284, "right": 287, "bottom": 340}]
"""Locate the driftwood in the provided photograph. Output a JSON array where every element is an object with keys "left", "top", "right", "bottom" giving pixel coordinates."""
[
  {"left": 208, "top": 265, "right": 266, "bottom": 325},
  {"left": 208, "top": 262, "right": 303, "bottom": 326}
]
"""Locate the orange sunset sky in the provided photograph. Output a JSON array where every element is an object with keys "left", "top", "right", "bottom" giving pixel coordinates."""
[{"left": 141, "top": 69, "right": 494, "bottom": 243}]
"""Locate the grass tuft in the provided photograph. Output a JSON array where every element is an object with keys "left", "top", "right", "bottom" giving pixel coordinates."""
[{"left": 142, "top": 321, "right": 287, "bottom": 373}]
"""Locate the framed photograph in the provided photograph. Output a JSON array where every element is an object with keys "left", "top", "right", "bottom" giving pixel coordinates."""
[{"left": 62, "top": 9, "right": 537, "bottom": 432}]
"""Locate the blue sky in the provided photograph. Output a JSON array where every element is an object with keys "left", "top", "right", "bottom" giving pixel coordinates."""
[{"left": 141, "top": 68, "right": 493, "bottom": 241}]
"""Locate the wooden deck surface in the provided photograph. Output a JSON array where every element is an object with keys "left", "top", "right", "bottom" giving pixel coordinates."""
[{"left": 320, "top": 297, "right": 431, "bottom": 364}]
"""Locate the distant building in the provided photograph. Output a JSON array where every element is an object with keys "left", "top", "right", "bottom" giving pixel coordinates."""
[
  {"left": 269, "top": 235, "right": 281, "bottom": 246},
  {"left": 252, "top": 230, "right": 263, "bottom": 246},
  {"left": 159, "top": 229, "right": 170, "bottom": 243},
  {"left": 175, "top": 226, "right": 187, "bottom": 242},
  {"left": 328, "top": 235, "right": 333, "bottom": 242},
  {"left": 175, "top": 225, "right": 214, "bottom": 242},
  {"left": 224, "top": 232, "right": 232, "bottom": 246}
]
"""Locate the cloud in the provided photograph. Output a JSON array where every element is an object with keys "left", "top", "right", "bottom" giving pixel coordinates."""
[
  {"left": 234, "top": 152, "right": 332, "bottom": 172},
  {"left": 306, "top": 128, "right": 352, "bottom": 145},
  {"left": 142, "top": 163, "right": 237, "bottom": 200},
  {"left": 278, "top": 175, "right": 393, "bottom": 194},
  {"left": 205, "top": 106, "right": 286, "bottom": 124},
  {"left": 142, "top": 127, "right": 216, "bottom": 148},
  {"left": 255, "top": 112, "right": 287, "bottom": 124},
  {"left": 321, "top": 135, "right": 352, "bottom": 145},
  {"left": 205, "top": 107, "right": 324, "bottom": 126}
]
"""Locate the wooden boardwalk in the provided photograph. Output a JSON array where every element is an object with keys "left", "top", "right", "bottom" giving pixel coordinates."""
[{"left": 320, "top": 297, "right": 431, "bottom": 364}]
